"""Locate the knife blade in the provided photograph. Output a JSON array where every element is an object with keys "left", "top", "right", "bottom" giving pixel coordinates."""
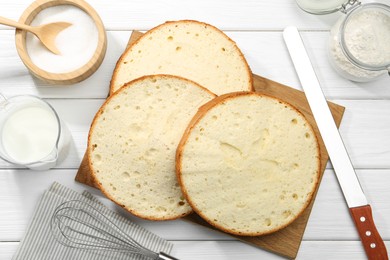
[{"left": 283, "top": 26, "right": 388, "bottom": 260}]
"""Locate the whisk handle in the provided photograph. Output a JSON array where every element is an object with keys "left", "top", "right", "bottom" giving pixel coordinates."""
[{"left": 157, "top": 252, "right": 180, "bottom": 260}]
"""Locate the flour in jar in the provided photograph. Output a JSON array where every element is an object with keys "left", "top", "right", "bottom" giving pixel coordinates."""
[
  {"left": 329, "top": 8, "right": 390, "bottom": 81},
  {"left": 26, "top": 5, "right": 99, "bottom": 73},
  {"left": 344, "top": 9, "right": 390, "bottom": 67}
]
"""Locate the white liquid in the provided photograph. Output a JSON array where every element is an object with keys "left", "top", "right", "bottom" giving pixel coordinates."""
[
  {"left": 2, "top": 106, "right": 59, "bottom": 163},
  {"left": 26, "top": 5, "right": 99, "bottom": 73}
]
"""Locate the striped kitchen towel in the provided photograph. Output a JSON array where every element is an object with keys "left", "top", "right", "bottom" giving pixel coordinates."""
[{"left": 12, "top": 182, "right": 173, "bottom": 260}]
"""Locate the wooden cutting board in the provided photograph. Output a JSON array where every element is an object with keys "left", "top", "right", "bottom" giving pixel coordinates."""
[{"left": 75, "top": 31, "right": 345, "bottom": 259}]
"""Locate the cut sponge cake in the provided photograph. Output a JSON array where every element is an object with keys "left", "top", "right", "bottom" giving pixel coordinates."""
[
  {"left": 110, "top": 20, "right": 253, "bottom": 95},
  {"left": 176, "top": 92, "right": 321, "bottom": 236},
  {"left": 88, "top": 75, "right": 216, "bottom": 220}
]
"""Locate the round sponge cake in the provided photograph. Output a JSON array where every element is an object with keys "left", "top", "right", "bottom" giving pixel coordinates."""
[
  {"left": 110, "top": 20, "right": 253, "bottom": 95},
  {"left": 88, "top": 75, "right": 216, "bottom": 220},
  {"left": 176, "top": 92, "right": 320, "bottom": 235}
]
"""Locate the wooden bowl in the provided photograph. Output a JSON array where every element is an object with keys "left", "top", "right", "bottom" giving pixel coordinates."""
[{"left": 15, "top": 0, "right": 107, "bottom": 84}]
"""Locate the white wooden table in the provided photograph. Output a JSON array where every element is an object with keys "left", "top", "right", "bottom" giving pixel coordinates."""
[{"left": 1, "top": 0, "right": 389, "bottom": 259}]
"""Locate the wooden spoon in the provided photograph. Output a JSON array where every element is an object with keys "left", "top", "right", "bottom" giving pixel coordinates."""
[{"left": 0, "top": 16, "right": 72, "bottom": 55}]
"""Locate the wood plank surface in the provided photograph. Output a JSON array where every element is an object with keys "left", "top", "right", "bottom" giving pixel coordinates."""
[
  {"left": 0, "top": 99, "right": 389, "bottom": 170},
  {"left": 1, "top": 169, "right": 388, "bottom": 241},
  {"left": 2, "top": 241, "right": 390, "bottom": 260},
  {"left": 1, "top": 30, "right": 389, "bottom": 100},
  {"left": 0, "top": 0, "right": 342, "bottom": 31},
  {"left": 1, "top": 1, "right": 389, "bottom": 259}
]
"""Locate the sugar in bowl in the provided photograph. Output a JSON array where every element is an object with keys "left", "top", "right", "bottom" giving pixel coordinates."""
[
  {"left": 15, "top": 0, "right": 107, "bottom": 84},
  {"left": 295, "top": 0, "right": 390, "bottom": 82},
  {"left": 0, "top": 94, "right": 70, "bottom": 170}
]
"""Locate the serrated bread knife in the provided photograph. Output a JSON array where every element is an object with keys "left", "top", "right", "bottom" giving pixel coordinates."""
[{"left": 283, "top": 26, "right": 388, "bottom": 260}]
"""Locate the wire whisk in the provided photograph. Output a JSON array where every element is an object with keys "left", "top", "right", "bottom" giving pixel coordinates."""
[{"left": 50, "top": 200, "right": 178, "bottom": 260}]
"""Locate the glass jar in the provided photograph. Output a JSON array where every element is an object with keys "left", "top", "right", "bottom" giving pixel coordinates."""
[
  {"left": 296, "top": 0, "right": 390, "bottom": 82},
  {"left": 296, "top": 0, "right": 354, "bottom": 14}
]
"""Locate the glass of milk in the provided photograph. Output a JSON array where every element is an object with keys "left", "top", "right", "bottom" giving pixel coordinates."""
[{"left": 0, "top": 94, "right": 70, "bottom": 170}]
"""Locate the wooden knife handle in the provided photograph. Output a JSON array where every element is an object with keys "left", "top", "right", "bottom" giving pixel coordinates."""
[{"left": 350, "top": 205, "right": 388, "bottom": 260}]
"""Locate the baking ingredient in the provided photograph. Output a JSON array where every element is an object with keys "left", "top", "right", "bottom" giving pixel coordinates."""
[
  {"left": 328, "top": 9, "right": 390, "bottom": 81},
  {"left": 26, "top": 5, "right": 98, "bottom": 73},
  {"left": 88, "top": 75, "right": 216, "bottom": 220},
  {"left": 176, "top": 92, "right": 320, "bottom": 236},
  {"left": 2, "top": 106, "right": 59, "bottom": 163},
  {"left": 343, "top": 9, "right": 390, "bottom": 67}
]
